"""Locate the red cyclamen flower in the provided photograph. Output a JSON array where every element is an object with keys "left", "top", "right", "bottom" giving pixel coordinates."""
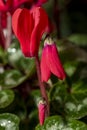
[
  {"left": 38, "top": 99, "right": 46, "bottom": 125},
  {"left": 12, "top": 7, "right": 49, "bottom": 57},
  {"left": 41, "top": 37, "right": 66, "bottom": 82}
]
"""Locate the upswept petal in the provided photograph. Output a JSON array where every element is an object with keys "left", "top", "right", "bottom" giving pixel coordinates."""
[
  {"left": 46, "top": 43, "right": 66, "bottom": 80},
  {"left": 30, "top": 7, "right": 49, "bottom": 56},
  {"left": 12, "top": 8, "right": 34, "bottom": 57},
  {"left": 0, "top": 0, "right": 5, "bottom": 7},
  {"left": 41, "top": 46, "right": 51, "bottom": 82},
  {"left": 12, "top": 8, "right": 22, "bottom": 36}
]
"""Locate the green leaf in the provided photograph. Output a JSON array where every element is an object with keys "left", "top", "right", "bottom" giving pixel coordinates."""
[
  {"left": 0, "top": 113, "right": 20, "bottom": 130},
  {"left": 68, "top": 34, "right": 87, "bottom": 46},
  {"left": 0, "top": 47, "right": 7, "bottom": 65},
  {"left": 58, "top": 40, "right": 87, "bottom": 63},
  {"left": 72, "top": 62, "right": 87, "bottom": 81},
  {"left": 13, "top": 92, "right": 27, "bottom": 120},
  {"left": 36, "top": 116, "right": 87, "bottom": 130},
  {"left": 0, "top": 70, "right": 25, "bottom": 88},
  {"left": 64, "top": 81, "right": 87, "bottom": 119},
  {"left": 0, "top": 89, "right": 14, "bottom": 108},
  {"left": 30, "top": 90, "right": 41, "bottom": 106},
  {"left": 49, "top": 83, "right": 67, "bottom": 115},
  {"left": 64, "top": 61, "right": 79, "bottom": 77},
  {"left": 7, "top": 43, "right": 35, "bottom": 76},
  {"left": 28, "top": 110, "right": 38, "bottom": 130},
  {"left": 65, "top": 93, "right": 87, "bottom": 119},
  {"left": 72, "top": 80, "right": 87, "bottom": 93},
  {"left": 26, "top": 90, "right": 41, "bottom": 115},
  {"left": 49, "top": 80, "right": 87, "bottom": 119}
]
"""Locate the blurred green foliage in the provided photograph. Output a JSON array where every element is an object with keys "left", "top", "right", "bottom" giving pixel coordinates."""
[{"left": 1, "top": 0, "right": 87, "bottom": 129}]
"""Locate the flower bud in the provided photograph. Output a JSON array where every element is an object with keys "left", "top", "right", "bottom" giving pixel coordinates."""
[
  {"left": 41, "top": 37, "right": 66, "bottom": 82},
  {"left": 38, "top": 99, "right": 46, "bottom": 125}
]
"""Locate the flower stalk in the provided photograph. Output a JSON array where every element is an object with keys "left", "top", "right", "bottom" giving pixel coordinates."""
[{"left": 35, "top": 55, "right": 49, "bottom": 117}]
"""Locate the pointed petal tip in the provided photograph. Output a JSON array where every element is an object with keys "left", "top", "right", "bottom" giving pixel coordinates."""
[
  {"left": 59, "top": 74, "right": 66, "bottom": 80},
  {"left": 41, "top": 46, "right": 51, "bottom": 82},
  {"left": 41, "top": 75, "right": 50, "bottom": 82}
]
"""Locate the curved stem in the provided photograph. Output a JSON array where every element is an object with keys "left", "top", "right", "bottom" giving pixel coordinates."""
[{"left": 35, "top": 56, "right": 50, "bottom": 116}]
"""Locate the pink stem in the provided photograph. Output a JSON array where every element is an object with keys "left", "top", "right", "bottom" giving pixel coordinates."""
[{"left": 35, "top": 56, "right": 50, "bottom": 116}]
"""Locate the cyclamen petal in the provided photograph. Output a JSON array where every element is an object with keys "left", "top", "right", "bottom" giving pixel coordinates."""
[
  {"left": 41, "top": 46, "right": 51, "bottom": 82},
  {"left": 0, "top": 1, "right": 5, "bottom": 9},
  {"left": 46, "top": 44, "right": 66, "bottom": 80},
  {"left": 12, "top": 7, "right": 49, "bottom": 57},
  {"left": 41, "top": 37, "right": 66, "bottom": 82},
  {"left": 12, "top": 8, "right": 34, "bottom": 57},
  {"left": 30, "top": 7, "right": 49, "bottom": 56}
]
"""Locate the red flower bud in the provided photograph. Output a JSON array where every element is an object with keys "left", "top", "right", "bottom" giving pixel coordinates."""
[
  {"left": 38, "top": 99, "right": 46, "bottom": 125},
  {"left": 41, "top": 37, "right": 66, "bottom": 82}
]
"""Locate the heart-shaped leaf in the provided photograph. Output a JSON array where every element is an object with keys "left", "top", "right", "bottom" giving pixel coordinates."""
[
  {"left": 0, "top": 47, "right": 7, "bottom": 65},
  {"left": 64, "top": 61, "right": 79, "bottom": 77},
  {"left": 0, "top": 89, "right": 14, "bottom": 108},
  {"left": 49, "top": 80, "right": 87, "bottom": 119},
  {"left": 68, "top": 34, "right": 87, "bottom": 46},
  {"left": 7, "top": 43, "right": 35, "bottom": 75},
  {"left": 36, "top": 116, "right": 87, "bottom": 130},
  {"left": 0, "top": 70, "right": 25, "bottom": 88},
  {"left": 0, "top": 113, "right": 20, "bottom": 130}
]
